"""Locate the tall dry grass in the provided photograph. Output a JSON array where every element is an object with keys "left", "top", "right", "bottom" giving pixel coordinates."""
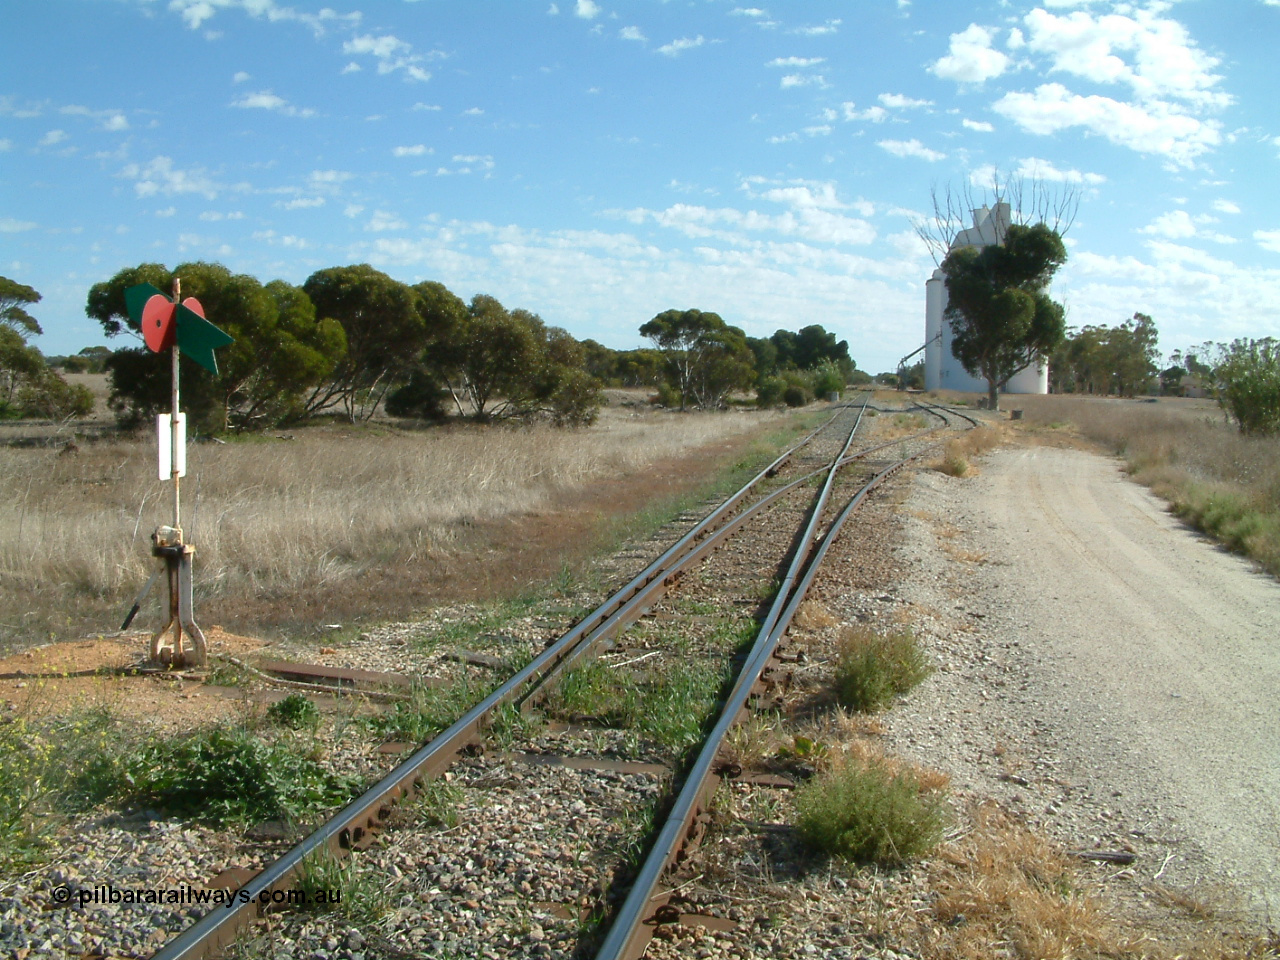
[
  {"left": 1015, "top": 396, "right": 1280, "bottom": 578},
  {"left": 0, "top": 407, "right": 783, "bottom": 646}
]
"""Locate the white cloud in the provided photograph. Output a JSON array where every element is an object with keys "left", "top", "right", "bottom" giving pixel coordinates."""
[
  {"left": 575, "top": 0, "right": 600, "bottom": 19},
  {"left": 620, "top": 26, "right": 645, "bottom": 41},
  {"left": 879, "top": 93, "right": 932, "bottom": 109},
  {"left": 877, "top": 139, "right": 946, "bottom": 162},
  {"left": 1254, "top": 230, "right": 1280, "bottom": 254},
  {"left": 40, "top": 129, "right": 68, "bottom": 147},
  {"left": 1213, "top": 199, "right": 1241, "bottom": 215},
  {"left": 1141, "top": 210, "right": 1197, "bottom": 239},
  {"left": 610, "top": 195, "right": 876, "bottom": 247},
  {"left": 0, "top": 139, "right": 12, "bottom": 152},
  {"left": 366, "top": 210, "right": 407, "bottom": 232},
  {"left": 768, "top": 132, "right": 800, "bottom": 144},
  {"left": 344, "top": 204, "right": 365, "bottom": 218},
  {"left": 658, "top": 36, "right": 707, "bottom": 57},
  {"left": 930, "top": 24, "right": 1010, "bottom": 84},
  {"left": 962, "top": 118, "right": 994, "bottom": 132},
  {"left": 283, "top": 196, "right": 326, "bottom": 209},
  {"left": 341, "top": 62, "right": 361, "bottom": 74},
  {"left": 156, "top": 207, "right": 177, "bottom": 218},
  {"left": 342, "top": 34, "right": 435, "bottom": 81},
  {"left": 1021, "top": 7, "right": 1230, "bottom": 111},
  {"left": 451, "top": 154, "right": 495, "bottom": 173},
  {"left": 1013, "top": 156, "right": 1106, "bottom": 185},
  {"left": 393, "top": 144, "right": 430, "bottom": 157},
  {"left": 841, "top": 102, "right": 887, "bottom": 123},
  {"left": 731, "top": 7, "right": 766, "bottom": 16},
  {"left": 412, "top": 102, "right": 442, "bottom": 112},
  {"left": 780, "top": 74, "right": 827, "bottom": 89},
  {"left": 791, "top": 20, "right": 840, "bottom": 36},
  {"left": 547, "top": 3, "right": 558, "bottom": 14},
  {"left": 993, "top": 83, "right": 1221, "bottom": 167},
  {"left": 307, "top": 170, "right": 353, "bottom": 191},
  {"left": 231, "top": 90, "right": 316, "bottom": 117},
  {"left": 122, "top": 156, "right": 220, "bottom": 199},
  {"left": 767, "top": 57, "right": 825, "bottom": 67},
  {"left": 233, "top": 71, "right": 251, "bottom": 83},
  {"left": 102, "top": 113, "right": 129, "bottom": 131},
  {"left": 165, "top": 0, "right": 359, "bottom": 36},
  {"left": 0, "top": 218, "right": 37, "bottom": 233}
]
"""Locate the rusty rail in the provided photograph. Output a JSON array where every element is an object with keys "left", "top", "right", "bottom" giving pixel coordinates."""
[
  {"left": 149, "top": 399, "right": 867, "bottom": 960},
  {"left": 594, "top": 408, "right": 973, "bottom": 960}
]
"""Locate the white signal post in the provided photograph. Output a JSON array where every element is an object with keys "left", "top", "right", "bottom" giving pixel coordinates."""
[{"left": 149, "top": 276, "right": 208, "bottom": 669}]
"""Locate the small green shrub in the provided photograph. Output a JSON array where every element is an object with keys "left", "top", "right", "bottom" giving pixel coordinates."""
[
  {"left": 783, "top": 385, "right": 810, "bottom": 408},
  {"left": 544, "top": 658, "right": 727, "bottom": 755},
  {"left": 71, "top": 726, "right": 360, "bottom": 826},
  {"left": 266, "top": 694, "right": 321, "bottom": 730},
  {"left": 655, "top": 382, "right": 683, "bottom": 409},
  {"left": 756, "top": 376, "right": 787, "bottom": 408},
  {"left": 0, "top": 717, "right": 54, "bottom": 866},
  {"left": 810, "top": 362, "right": 845, "bottom": 398},
  {"left": 794, "top": 755, "right": 947, "bottom": 864},
  {"left": 1214, "top": 338, "right": 1280, "bottom": 436},
  {"left": 833, "top": 626, "right": 932, "bottom": 712}
]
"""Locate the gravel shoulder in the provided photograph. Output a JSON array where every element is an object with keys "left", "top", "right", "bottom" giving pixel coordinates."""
[{"left": 889, "top": 435, "right": 1280, "bottom": 920}]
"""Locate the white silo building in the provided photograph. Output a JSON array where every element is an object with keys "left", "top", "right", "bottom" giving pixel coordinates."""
[{"left": 924, "top": 202, "right": 1048, "bottom": 395}]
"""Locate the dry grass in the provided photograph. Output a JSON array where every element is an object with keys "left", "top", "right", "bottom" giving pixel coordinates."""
[
  {"left": 935, "top": 425, "right": 1003, "bottom": 478},
  {"left": 0, "top": 407, "right": 787, "bottom": 648},
  {"left": 917, "top": 802, "right": 1280, "bottom": 960},
  {"left": 1012, "top": 397, "right": 1280, "bottom": 578},
  {"left": 925, "top": 802, "right": 1116, "bottom": 959}
]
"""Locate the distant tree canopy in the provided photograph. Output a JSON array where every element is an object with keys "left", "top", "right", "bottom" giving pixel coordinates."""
[
  {"left": 86, "top": 261, "right": 603, "bottom": 431},
  {"left": 943, "top": 222, "right": 1068, "bottom": 411},
  {"left": 87, "top": 262, "right": 346, "bottom": 431},
  {"left": 83, "top": 260, "right": 867, "bottom": 429},
  {"left": 640, "top": 309, "right": 755, "bottom": 410},
  {"left": 1, "top": 276, "right": 94, "bottom": 420},
  {"left": 1211, "top": 338, "right": 1280, "bottom": 436},
  {"left": 1049, "top": 313, "right": 1160, "bottom": 397}
]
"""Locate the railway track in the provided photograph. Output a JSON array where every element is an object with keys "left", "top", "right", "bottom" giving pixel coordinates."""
[{"left": 137, "top": 397, "right": 977, "bottom": 959}]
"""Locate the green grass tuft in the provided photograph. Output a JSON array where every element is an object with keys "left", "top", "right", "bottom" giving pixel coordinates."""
[
  {"left": 794, "top": 755, "right": 948, "bottom": 865},
  {"left": 833, "top": 625, "right": 932, "bottom": 712}
]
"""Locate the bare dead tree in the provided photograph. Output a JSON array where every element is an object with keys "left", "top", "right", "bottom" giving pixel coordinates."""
[{"left": 913, "top": 169, "right": 1080, "bottom": 266}]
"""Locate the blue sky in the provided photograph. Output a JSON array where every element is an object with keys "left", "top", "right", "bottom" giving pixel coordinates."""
[{"left": 3, "top": 0, "right": 1278, "bottom": 375}]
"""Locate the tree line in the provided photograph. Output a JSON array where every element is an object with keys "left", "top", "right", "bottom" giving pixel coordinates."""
[
  {"left": 1, "top": 277, "right": 95, "bottom": 420},
  {"left": 0, "top": 263, "right": 868, "bottom": 433}
]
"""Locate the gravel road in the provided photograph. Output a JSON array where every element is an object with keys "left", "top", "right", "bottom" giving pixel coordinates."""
[{"left": 891, "top": 441, "right": 1280, "bottom": 919}]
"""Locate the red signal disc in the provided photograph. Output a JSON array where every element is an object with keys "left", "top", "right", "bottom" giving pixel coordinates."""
[{"left": 142, "top": 295, "right": 177, "bottom": 353}]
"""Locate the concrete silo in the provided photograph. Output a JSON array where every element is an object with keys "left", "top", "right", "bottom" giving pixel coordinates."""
[{"left": 923, "top": 202, "right": 1049, "bottom": 396}]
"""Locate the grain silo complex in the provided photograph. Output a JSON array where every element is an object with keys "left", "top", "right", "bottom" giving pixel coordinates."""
[{"left": 924, "top": 201, "right": 1049, "bottom": 395}]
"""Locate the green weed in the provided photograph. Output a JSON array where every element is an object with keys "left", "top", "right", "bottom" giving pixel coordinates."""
[
  {"left": 369, "top": 677, "right": 487, "bottom": 743},
  {"left": 293, "top": 847, "right": 391, "bottom": 925},
  {"left": 794, "top": 754, "right": 947, "bottom": 865},
  {"left": 833, "top": 625, "right": 932, "bottom": 712},
  {"left": 266, "top": 693, "right": 321, "bottom": 731},
  {"left": 69, "top": 724, "right": 361, "bottom": 826}
]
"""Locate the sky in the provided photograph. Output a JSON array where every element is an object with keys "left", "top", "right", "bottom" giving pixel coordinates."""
[{"left": 3, "top": 0, "right": 1279, "bottom": 375}]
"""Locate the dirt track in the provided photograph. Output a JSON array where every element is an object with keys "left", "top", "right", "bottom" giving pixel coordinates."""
[{"left": 895, "top": 441, "right": 1280, "bottom": 918}]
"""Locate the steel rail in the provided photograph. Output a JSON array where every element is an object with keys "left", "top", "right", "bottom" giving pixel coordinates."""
[
  {"left": 149, "top": 400, "right": 863, "bottom": 960},
  {"left": 594, "top": 425, "right": 959, "bottom": 960},
  {"left": 526, "top": 396, "right": 871, "bottom": 699}
]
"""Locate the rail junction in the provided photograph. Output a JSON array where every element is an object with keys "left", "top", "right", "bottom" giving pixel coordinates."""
[{"left": 148, "top": 396, "right": 978, "bottom": 960}]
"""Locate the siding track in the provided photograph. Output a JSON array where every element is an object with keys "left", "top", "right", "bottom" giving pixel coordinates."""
[{"left": 145, "top": 397, "right": 977, "bottom": 960}]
